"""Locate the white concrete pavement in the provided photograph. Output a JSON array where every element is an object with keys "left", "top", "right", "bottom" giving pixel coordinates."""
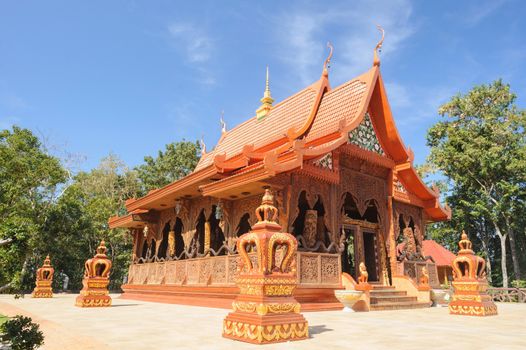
[{"left": 0, "top": 294, "right": 525, "bottom": 350}]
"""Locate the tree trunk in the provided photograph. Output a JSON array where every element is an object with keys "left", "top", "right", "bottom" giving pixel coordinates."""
[
  {"left": 0, "top": 238, "right": 13, "bottom": 247},
  {"left": 0, "top": 282, "right": 12, "bottom": 293},
  {"left": 494, "top": 222, "right": 509, "bottom": 288},
  {"left": 480, "top": 238, "right": 493, "bottom": 285},
  {"left": 507, "top": 227, "right": 522, "bottom": 281}
]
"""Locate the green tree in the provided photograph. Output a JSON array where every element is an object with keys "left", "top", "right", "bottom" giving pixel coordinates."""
[
  {"left": 0, "top": 127, "right": 68, "bottom": 292},
  {"left": 48, "top": 154, "right": 140, "bottom": 290},
  {"left": 135, "top": 140, "right": 201, "bottom": 193},
  {"left": 426, "top": 80, "right": 526, "bottom": 287}
]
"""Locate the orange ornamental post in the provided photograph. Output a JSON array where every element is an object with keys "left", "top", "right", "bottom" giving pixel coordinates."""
[
  {"left": 449, "top": 231, "right": 497, "bottom": 316},
  {"left": 32, "top": 255, "right": 54, "bottom": 298},
  {"left": 222, "top": 189, "right": 309, "bottom": 344},
  {"left": 75, "top": 240, "right": 113, "bottom": 307}
]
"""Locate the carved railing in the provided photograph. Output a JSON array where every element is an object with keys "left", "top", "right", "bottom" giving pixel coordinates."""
[
  {"left": 487, "top": 288, "right": 526, "bottom": 303},
  {"left": 397, "top": 260, "right": 440, "bottom": 288},
  {"left": 127, "top": 251, "right": 341, "bottom": 288}
]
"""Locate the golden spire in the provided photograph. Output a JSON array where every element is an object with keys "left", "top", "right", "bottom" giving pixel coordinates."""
[
  {"left": 373, "top": 25, "right": 385, "bottom": 67},
  {"left": 256, "top": 66, "right": 274, "bottom": 121}
]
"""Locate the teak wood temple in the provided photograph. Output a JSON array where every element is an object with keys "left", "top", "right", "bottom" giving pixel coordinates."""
[{"left": 109, "top": 37, "right": 451, "bottom": 311}]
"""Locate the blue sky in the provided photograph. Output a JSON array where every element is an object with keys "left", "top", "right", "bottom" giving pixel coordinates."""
[{"left": 1, "top": 0, "right": 525, "bottom": 171}]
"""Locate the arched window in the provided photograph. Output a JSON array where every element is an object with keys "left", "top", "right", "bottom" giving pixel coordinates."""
[
  {"left": 174, "top": 218, "right": 184, "bottom": 258},
  {"left": 195, "top": 210, "right": 206, "bottom": 254},
  {"left": 292, "top": 191, "right": 310, "bottom": 237},
  {"left": 236, "top": 213, "right": 251, "bottom": 236},
  {"left": 362, "top": 200, "right": 379, "bottom": 223},
  {"left": 342, "top": 193, "right": 361, "bottom": 220},
  {"left": 157, "top": 223, "right": 171, "bottom": 259},
  {"left": 208, "top": 205, "right": 225, "bottom": 254}
]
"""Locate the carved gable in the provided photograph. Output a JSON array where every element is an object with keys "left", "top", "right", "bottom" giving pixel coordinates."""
[{"left": 348, "top": 113, "right": 385, "bottom": 156}]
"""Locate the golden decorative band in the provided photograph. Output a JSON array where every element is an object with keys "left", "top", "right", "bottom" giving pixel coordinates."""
[
  {"left": 232, "top": 301, "right": 300, "bottom": 315},
  {"left": 223, "top": 320, "right": 308, "bottom": 343}
]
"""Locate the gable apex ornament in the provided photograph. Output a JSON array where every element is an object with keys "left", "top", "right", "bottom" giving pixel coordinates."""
[
  {"left": 373, "top": 25, "right": 385, "bottom": 67},
  {"left": 322, "top": 41, "right": 334, "bottom": 77}
]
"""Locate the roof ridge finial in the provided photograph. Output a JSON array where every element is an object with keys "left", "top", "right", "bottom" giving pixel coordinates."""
[
  {"left": 220, "top": 110, "right": 227, "bottom": 134},
  {"left": 200, "top": 135, "right": 207, "bottom": 155},
  {"left": 323, "top": 41, "right": 333, "bottom": 77},
  {"left": 256, "top": 65, "right": 274, "bottom": 121},
  {"left": 373, "top": 25, "right": 385, "bottom": 67},
  {"left": 264, "top": 66, "right": 271, "bottom": 99}
]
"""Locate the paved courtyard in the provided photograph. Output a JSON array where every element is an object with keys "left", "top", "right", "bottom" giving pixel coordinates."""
[{"left": 0, "top": 294, "right": 525, "bottom": 350}]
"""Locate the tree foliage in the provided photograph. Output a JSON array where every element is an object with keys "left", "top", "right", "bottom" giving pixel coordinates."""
[
  {"left": 136, "top": 140, "right": 201, "bottom": 193},
  {"left": 0, "top": 315, "right": 44, "bottom": 350},
  {"left": 425, "top": 80, "right": 526, "bottom": 287},
  {"left": 0, "top": 128, "right": 201, "bottom": 293}
]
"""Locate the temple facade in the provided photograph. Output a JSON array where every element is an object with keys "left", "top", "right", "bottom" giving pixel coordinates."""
[{"left": 109, "top": 39, "right": 450, "bottom": 310}]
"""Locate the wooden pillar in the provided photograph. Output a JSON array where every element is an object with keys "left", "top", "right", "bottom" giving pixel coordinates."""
[
  {"left": 204, "top": 221, "right": 211, "bottom": 256},
  {"left": 387, "top": 169, "right": 398, "bottom": 280}
]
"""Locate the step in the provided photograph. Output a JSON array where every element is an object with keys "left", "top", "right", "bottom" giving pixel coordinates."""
[
  {"left": 370, "top": 295, "right": 418, "bottom": 304},
  {"left": 370, "top": 301, "right": 431, "bottom": 311},
  {"left": 369, "top": 290, "right": 408, "bottom": 297}
]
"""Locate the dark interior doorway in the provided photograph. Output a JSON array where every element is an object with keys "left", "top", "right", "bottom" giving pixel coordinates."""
[
  {"left": 341, "top": 227, "right": 356, "bottom": 280},
  {"left": 363, "top": 231, "right": 378, "bottom": 281}
]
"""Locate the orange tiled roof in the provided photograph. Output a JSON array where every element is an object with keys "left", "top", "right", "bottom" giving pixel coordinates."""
[
  {"left": 306, "top": 79, "right": 368, "bottom": 142},
  {"left": 422, "top": 240, "right": 456, "bottom": 267},
  {"left": 195, "top": 85, "right": 318, "bottom": 171},
  {"left": 196, "top": 73, "right": 371, "bottom": 172}
]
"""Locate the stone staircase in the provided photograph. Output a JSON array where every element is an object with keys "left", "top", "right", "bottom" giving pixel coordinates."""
[{"left": 369, "top": 282, "right": 430, "bottom": 311}]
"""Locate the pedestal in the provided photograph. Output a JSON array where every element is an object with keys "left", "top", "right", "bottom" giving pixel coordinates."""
[
  {"left": 449, "top": 281, "right": 497, "bottom": 316},
  {"left": 75, "top": 277, "right": 112, "bottom": 307},
  {"left": 223, "top": 275, "right": 308, "bottom": 344},
  {"left": 32, "top": 280, "right": 53, "bottom": 298}
]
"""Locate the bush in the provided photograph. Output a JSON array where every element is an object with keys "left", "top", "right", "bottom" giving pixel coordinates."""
[
  {"left": 0, "top": 315, "right": 44, "bottom": 350},
  {"left": 511, "top": 280, "right": 526, "bottom": 288}
]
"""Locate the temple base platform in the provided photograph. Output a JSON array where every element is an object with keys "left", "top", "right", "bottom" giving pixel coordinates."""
[{"left": 120, "top": 284, "right": 343, "bottom": 311}]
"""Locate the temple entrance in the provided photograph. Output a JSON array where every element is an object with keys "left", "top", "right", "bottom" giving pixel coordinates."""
[
  {"left": 341, "top": 227, "right": 357, "bottom": 280},
  {"left": 363, "top": 231, "right": 378, "bottom": 281},
  {"left": 340, "top": 193, "right": 382, "bottom": 283}
]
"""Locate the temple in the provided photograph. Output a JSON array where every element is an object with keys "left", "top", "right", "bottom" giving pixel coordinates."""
[{"left": 109, "top": 34, "right": 450, "bottom": 311}]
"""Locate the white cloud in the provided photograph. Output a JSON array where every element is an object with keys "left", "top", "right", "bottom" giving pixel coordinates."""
[
  {"left": 272, "top": 0, "right": 415, "bottom": 85},
  {"left": 465, "top": 0, "right": 508, "bottom": 26},
  {"left": 168, "top": 22, "right": 213, "bottom": 63}
]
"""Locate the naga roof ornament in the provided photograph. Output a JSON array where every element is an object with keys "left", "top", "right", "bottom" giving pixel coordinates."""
[
  {"left": 323, "top": 41, "right": 333, "bottom": 77},
  {"left": 220, "top": 110, "right": 227, "bottom": 134},
  {"left": 373, "top": 25, "right": 385, "bottom": 67},
  {"left": 200, "top": 135, "right": 207, "bottom": 155}
]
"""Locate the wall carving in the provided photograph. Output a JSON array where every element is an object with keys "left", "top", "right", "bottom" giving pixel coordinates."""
[{"left": 127, "top": 252, "right": 341, "bottom": 288}]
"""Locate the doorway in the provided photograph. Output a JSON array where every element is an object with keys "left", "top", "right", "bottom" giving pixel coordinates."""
[
  {"left": 363, "top": 231, "right": 378, "bottom": 281},
  {"left": 341, "top": 227, "right": 357, "bottom": 280}
]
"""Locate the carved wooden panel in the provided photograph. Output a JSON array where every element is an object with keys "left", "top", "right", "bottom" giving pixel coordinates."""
[
  {"left": 175, "top": 260, "right": 186, "bottom": 284},
  {"left": 227, "top": 256, "right": 239, "bottom": 284},
  {"left": 165, "top": 261, "right": 177, "bottom": 284},
  {"left": 321, "top": 255, "right": 340, "bottom": 284},
  {"left": 199, "top": 259, "right": 211, "bottom": 284},
  {"left": 299, "top": 255, "right": 319, "bottom": 284},
  {"left": 187, "top": 260, "right": 199, "bottom": 284},
  {"left": 211, "top": 256, "right": 227, "bottom": 284}
]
